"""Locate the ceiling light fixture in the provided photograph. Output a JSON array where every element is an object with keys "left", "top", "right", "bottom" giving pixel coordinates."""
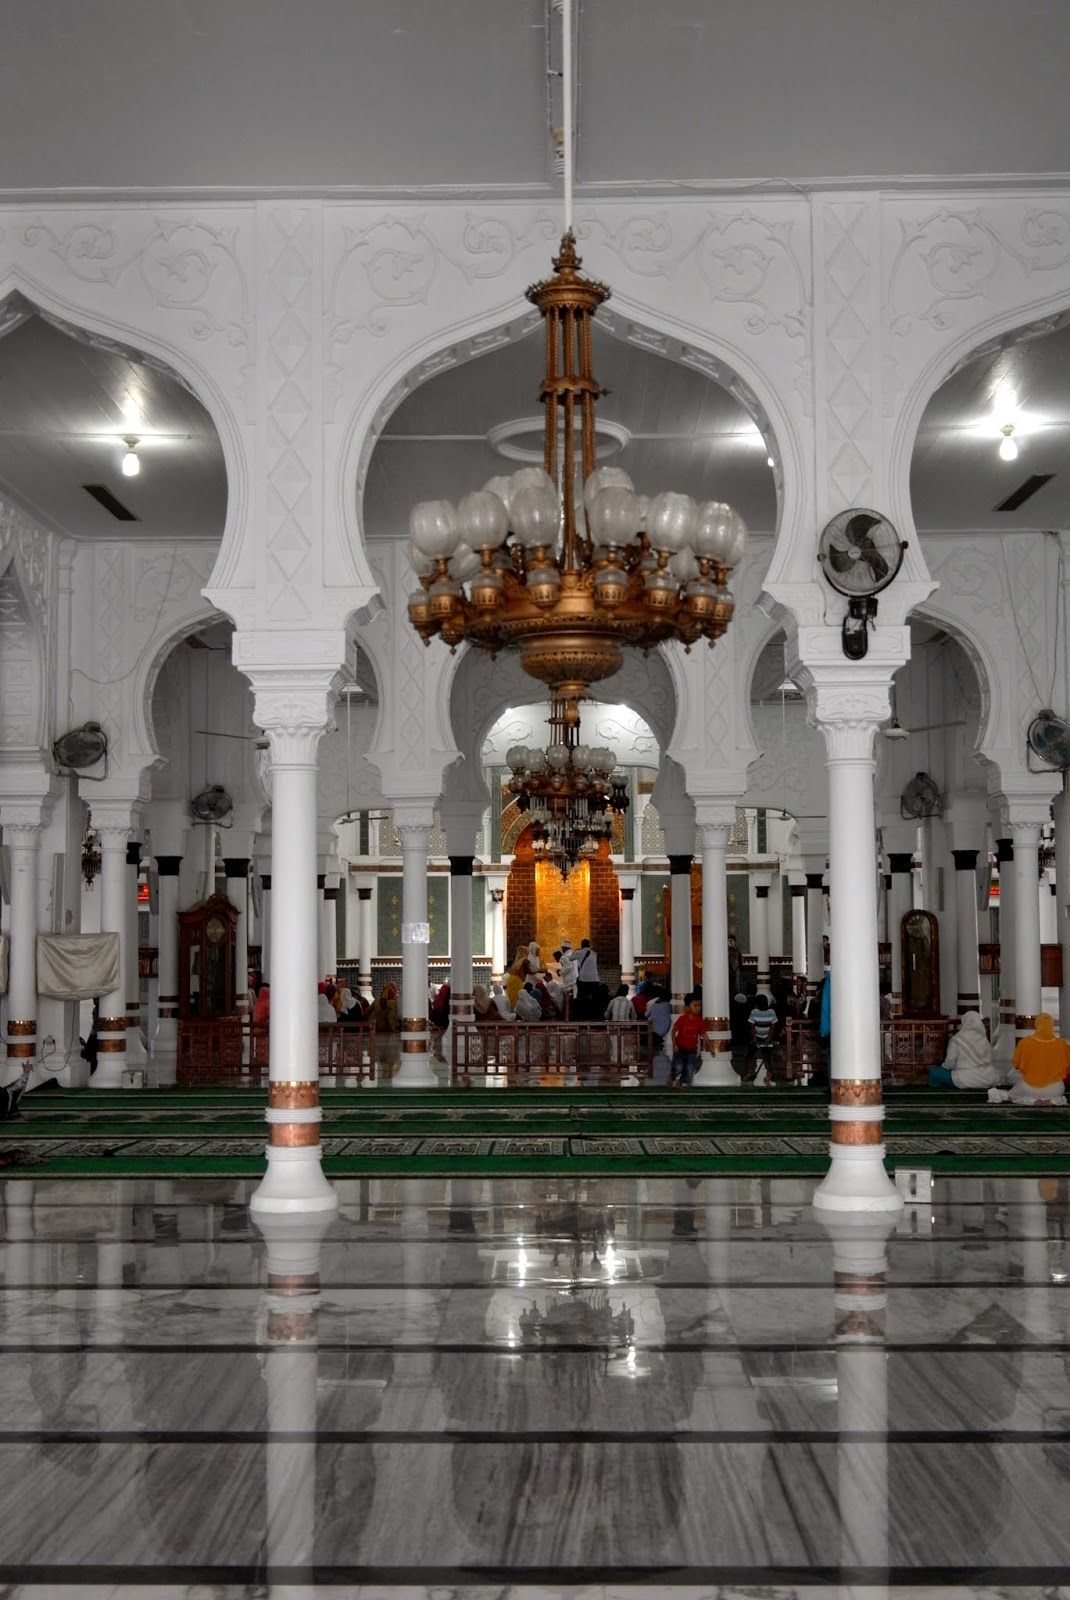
[
  {"left": 506, "top": 695, "right": 629, "bottom": 876},
  {"left": 120, "top": 436, "right": 141, "bottom": 478},
  {"left": 405, "top": 0, "right": 746, "bottom": 737},
  {"left": 999, "top": 423, "right": 1019, "bottom": 462}
]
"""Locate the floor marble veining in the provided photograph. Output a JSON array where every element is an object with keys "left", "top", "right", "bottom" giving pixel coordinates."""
[{"left": 0, "top": 1174, "right": 1068, "bottom": 1597}]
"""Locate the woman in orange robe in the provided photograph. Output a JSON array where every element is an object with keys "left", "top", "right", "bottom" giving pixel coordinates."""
[{"left": 1002, "top": 1013, "right": 1070, "bottom": 1105}]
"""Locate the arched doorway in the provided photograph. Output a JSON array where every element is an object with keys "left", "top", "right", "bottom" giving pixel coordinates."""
[{"left": 506, "top": 827, "right": 622, "bottom": 979}]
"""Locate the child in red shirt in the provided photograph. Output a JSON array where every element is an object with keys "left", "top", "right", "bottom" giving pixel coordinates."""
[{"left": 669, "top": 994, "right": 708, "bottom": 1088}]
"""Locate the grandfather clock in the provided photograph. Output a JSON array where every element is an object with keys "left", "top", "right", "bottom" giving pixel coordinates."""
[{"left": 178, "top": 893, "right": 239, "bottom": 1019}]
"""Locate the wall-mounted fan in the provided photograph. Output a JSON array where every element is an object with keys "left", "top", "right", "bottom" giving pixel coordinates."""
[
  {"left": 52, "top": 721, "right": 107, "bottom": 772},
  {"left": 818, "top": 508, "right": 907, "bottom": 662},
  {"left": 901, "top": 771, "right": 943, "bottom": 820},
  {"left": 1027, "top": 708, "right": 1070, "bottom": 771},
  {"left": 190, "top": 785, "right": 234, "bottom": 824}
]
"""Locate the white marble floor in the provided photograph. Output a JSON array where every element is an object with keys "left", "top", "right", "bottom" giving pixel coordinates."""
[{"left": 0, "top": 1173, "right": 1067, "bottom": 1598}]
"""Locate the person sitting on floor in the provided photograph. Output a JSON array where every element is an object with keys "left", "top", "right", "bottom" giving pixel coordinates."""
[
  {"left": 317, "top": 983, "right": 337, "bottom": 1024},
  {"left": 490, "top": 979, "right": 515, "bottom": 1020},
  {"left": 929, "top": 1010, "right": 1000, "bottom": 1091},
  {"left": 989, "top": 1012, "right": 1070, "bottom": 1106},
  {"left": 515, "top": 980, "right": 543, "bottom": 1022},
  {"left": 472, "top": 984, "right": 495, "bottom": 1021},
  {"left": 605, "top": 983, "right": 636, "bottom": 1022},
  {"left": 252, "top": 982, "right": 270, "bottom": 1026}
]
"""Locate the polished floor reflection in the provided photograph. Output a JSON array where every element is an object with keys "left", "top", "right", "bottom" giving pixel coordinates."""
[{"left": 0, "top": 1173, "right": 1068, "bottom": 1598}]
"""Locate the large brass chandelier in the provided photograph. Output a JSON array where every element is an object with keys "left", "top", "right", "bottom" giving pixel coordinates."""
[
  {"left": 506, "top": 694, "right": 629, "bottom": 878},
  {"left": 406, "top": 230, "right": 748, "bottom": 712}
]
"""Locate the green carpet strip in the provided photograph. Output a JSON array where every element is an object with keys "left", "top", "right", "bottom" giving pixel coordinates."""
[{"left": 0, "top": 1085, "right": 1068, "bottom": 1178}]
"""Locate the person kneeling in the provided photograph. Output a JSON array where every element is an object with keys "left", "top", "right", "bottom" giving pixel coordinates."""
[{"left": 929, "top": 1010, "right": 1001, "bottom": 1091}]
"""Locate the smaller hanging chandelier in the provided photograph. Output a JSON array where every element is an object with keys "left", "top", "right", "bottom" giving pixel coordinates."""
[
  {"left": 80, "top": 819, "right": 101, "bottom": 889},
  {"left": 506, "top": 694, "right": 629, "bottom": 876}
]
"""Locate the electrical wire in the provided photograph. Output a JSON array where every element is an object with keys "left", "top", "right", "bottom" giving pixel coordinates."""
[{"left": 561, "top": 0, "right": 573, "bottom": 232}]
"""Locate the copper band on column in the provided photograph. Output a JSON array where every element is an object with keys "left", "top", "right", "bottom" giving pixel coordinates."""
[
  {"left": 6, "top": 1043, "right": 35, "bottom": 1059},
  {"left": 830, "top": 1079, "right": 883, "bottom": 1106},
  {"left": 266, "top": 1309, "right": 318, "bottom": 1342},
  {"left": 98, "top": 1018, "right": 127, "bottom": 1033},
  {"left": 267, "top": 1273, "right": 321, "bottom": 1295},
  {"left": 126, "top": 1015, "right": 140, "bottom": 1028},
  {"left": 831, "top": 1120, "right": 883, "bottom": 1145},
  {"left": 705, "top": 1016, "right": 730, "bottom": 1029},
  {"left": 1016, "top": 1014, "right": 1037, "bottom": 1031},
  {"left": 708, "top": 1040, "right": 733, "bottom": 1053},
  {"left": 268, "top": 1123, "right": 320, "bottom": 1147},
  {"left": 5, "top": 1020, "right": 35, "bottom": 1036},
  {"left": 401, "top": 1039, "right": 428, "bottom": 1053},
  {"left": 401, "top": 1017, "right": 428, "bottom": 1031},
  {"left": 834, "top": 1271, "right": 887, "bottom": 1294},
  {"left": 98, "top": 1039, "right": 126, "bottom": 1053},
  {"left": 157, "top": 1007, "right": 178, "bottom": 1019},
  {"left": 268, "top": 1082, "right": 319, "bottom": 1110}
]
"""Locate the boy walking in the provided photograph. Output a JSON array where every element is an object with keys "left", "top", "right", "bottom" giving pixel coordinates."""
[{"left": 669, "top": 993, "right": 708, "bottom": 1088}]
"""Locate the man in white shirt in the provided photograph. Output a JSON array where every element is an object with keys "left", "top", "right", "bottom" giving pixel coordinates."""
[{"left": 557, "top": 943, "right": 578, "bottom": 999}]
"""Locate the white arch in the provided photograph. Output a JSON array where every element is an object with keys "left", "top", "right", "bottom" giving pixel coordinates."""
[
  {"left": 343, "top": 284, "right": 797, "bottom": 592},
  {"left": 0, "top": 270, "right": 247, "bottom": 612}
]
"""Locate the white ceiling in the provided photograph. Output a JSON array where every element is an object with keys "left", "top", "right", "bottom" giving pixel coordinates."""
[
  {"left": 364, "top": 322, "right": 778, "bottom": 534},
  {"left": 0, "top": 2, "right": 1068, "bottom": 194},
  {"left": 0, "top": 315, "right": 226, "bottom": 540},
  {"left": 912, "top": 319, "right": 1070, "bottom": 531}
]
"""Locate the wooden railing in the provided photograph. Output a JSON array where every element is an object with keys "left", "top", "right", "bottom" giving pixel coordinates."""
[
  {"left": 450, "top": 1020, "right": 653, "bottom": 1086},
  {"left": 177, "top": 1020, "right": 379, "bottom": 1086},
  {"left": 785, "top": 1014, "right": 969, "bottom": 1084}
]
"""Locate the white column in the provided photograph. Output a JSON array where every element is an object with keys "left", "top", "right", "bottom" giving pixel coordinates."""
[
  {"left": 448, "top": 856, "right": 474, "bottom": 1077},
  {"left": 1054, "top": 786, "right": 1070, "bottom": 1034},
  {"left": 805, "top": 862, "right": 826, "bottom": 1001},
  {"left": 694, "top": 817, "right": 736, "bottom": 1087},
  {"left": 489, "top": 882, "right": 507, "bottom": 984},
  {"left": 223, "top": 856, "right": 251, "bottom": 1016},
  {"left": 248, "top": 687, "right": 339, "bottom": 1216},
  {"left": 152, "top": 854, "right": 182, "bottom": 1086},
  {"left": 1040, "top": 868, "right": 1057, "bottom": 944},
  {"left": 952, "top": 848, "right": 981, "bottom": 1016},
  {"left": 751, "top": 871, "right": 772, "bottom": 990},
  {"left": 124, "top": 840, "right": 148, "bottom": 1067},
  {"left": 316, "top": 870, "right": 330, "bottom": 982},
  {"left": 1011, "top": 817, "right": 1044, "bottom": 1041},
  {"left": 357, "top": 885, "right": 373, "bottom": 1001},
  {"left": 344, "top": 867, "right": 360, "bottom": 957},
  {"left": 259, "top": 868, "right": 272, "bottom": 979},
  {"left": 810, "top": 704, "right": 900, "bottom": 1215},
  {"left": 619, "top": 888, "right": 636, "bottom": 988},
  {"left": 95, "top": 814, "right": 135, "bottom": 1088},
  {"left": 995, "top": 835, "right": 1016, "bottom": 1048},
  {"left": 396, "top": 813, "right": 437, "bottom": 1087},
  {"left": 790, "top": 880, "right": 807, "bottom": 975},
  {"left": 1, "top": 810, "right": 47, "bottom": 1084},
  {"left": 668, "top": 853, "right": 694, "bottom": 1010},
  {"left": 323, "top": 880, "right": 340, "bottom": 981},
  {"left": 886, "top": 852, "right": 914, "bottom": 1014}
]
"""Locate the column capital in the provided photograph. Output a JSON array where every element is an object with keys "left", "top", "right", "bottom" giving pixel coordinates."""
[
  {"left": 357, "top": 886, "right": 372, "bottom": 901},
  {"left": 89, "top": 799, "right": 141, "bottom": 839},
  {"left": 698, "top": 820, "right": 733, "bottom": 852},
  {"left": 805, "top": 871, "right": 826, "bottom": 889},
  {"left": 995, "top": 836, "right": 1014, "bottom": 864},
  {"left": 790, "top": 883, "right": 806, "bottom": 898},
  {"left": 0, "top": 803, "right": 49, "bottom": 838},
  {"left": 489, "top": 887, "right": 505, "bottom": 904},
  {"left": 951, "top": 848, "right": 979, "bottom": 872},
  {"left": 887, "top": 852, "right": 915, "bottom": 875},
  {"left": 223, "top": 858, "right": 250, "bottom": 879},
  {"left": 620, "top": 886, "right": 635, "bottom": 902},
  {"left": 1009, "top": 818, "right": 1043, "bottom": 848},
  {"left": 155, "top": 856, "right": 182, "bottom": 877},
  {"left": 448, "top": 855, "right": 475, "bottom": 877},
  {"left": 693, "top": 799, "right": 738, "bottom": 832},
  {"left": 667, "top": 853, "right": 693, "bottom": 876},
  {"left": 126, "top": 841, "right": 142, "bottom": 868}
]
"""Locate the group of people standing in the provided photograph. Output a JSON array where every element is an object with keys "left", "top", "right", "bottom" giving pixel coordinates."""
[{"left": 473, "top": 938, "right": 607, "bottom": 1023}]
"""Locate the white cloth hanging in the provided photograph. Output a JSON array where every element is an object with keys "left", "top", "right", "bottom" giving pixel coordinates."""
[{"left": 36, "top": 933, "right": 120, "bottom": 1000}]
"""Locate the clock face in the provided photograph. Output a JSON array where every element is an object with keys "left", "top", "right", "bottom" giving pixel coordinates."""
[
  {"left": 818, "top": 508, "right": 904, "bottom": 598},
  {"left": 206, "top": 916, "right": 226, "bottom": 945}
]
